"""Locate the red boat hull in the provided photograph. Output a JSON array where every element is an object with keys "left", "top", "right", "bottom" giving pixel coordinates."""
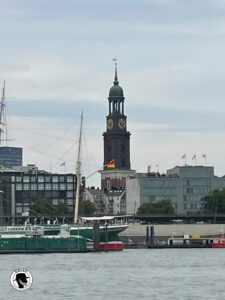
[
  {"left": 99, "top": 242, "right": 124, "bottom": 251},
  {"left": 212, "top": 244, "right": 225, "bottom": 248},
  {"left": 211, "top": 238, "right": 225, "bottom": 248}
]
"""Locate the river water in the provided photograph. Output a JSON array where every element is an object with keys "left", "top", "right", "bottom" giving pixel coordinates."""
[{"left": 1, "top": 249, "right": 225, "bottom": 300}]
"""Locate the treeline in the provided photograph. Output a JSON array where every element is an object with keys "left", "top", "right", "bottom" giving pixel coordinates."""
[
  {"left": 137, "top": 199, "right": 174, "bottom": 214},
  {"left": 30, "top": 198, "right": 95, "bottom": 216}
]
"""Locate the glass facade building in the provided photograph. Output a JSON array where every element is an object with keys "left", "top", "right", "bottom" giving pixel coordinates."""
[
  {"left": 0, "top": 147, "right": 22, "bottom": 168},
  {"left": 126, "top": 166, "right": 225, "bottom": 214}
]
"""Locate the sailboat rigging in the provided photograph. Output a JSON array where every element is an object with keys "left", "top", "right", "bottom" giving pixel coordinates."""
[{"left": 74, "top": 111, "right": 83, "bottom": 224}]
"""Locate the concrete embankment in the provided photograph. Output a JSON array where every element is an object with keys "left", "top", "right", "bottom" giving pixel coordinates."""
[{"left": 119, "top": 223, "right": 225, "bottom": 245}]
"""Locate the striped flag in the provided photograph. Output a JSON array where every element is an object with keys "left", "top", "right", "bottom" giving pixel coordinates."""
[{"left": 106, "top": 161, "right": 115, "bottom": 168}]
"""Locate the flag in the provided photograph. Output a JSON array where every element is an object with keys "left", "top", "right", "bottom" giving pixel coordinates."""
[
  {"left": 202, "top": 154, "right": 206, "bottom": 158},
  {"left": 60, "top": 162, "right": 66, "bottom": 167},
  {"left": 192, "top": 154, "right": 196, "bottom": 160},
  {"left": 182, "top": 154, "right": 186, "bottom": 160},
  {"left": 112, "top": 58, "right": 117, "bottom": 61},
  {"left": 106, "top": 161, "right": 115, "bottom": 168}
]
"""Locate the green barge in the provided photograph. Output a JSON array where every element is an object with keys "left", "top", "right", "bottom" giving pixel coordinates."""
[{"left": 0, "top": 235, "right": 88, "bottom": 254}]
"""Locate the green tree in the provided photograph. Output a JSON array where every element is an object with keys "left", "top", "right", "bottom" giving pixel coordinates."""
[
  {"left": 205, "top": 189, "right": 225, "bottom": 213},
  {"left": 137, "top": 199, "right": 174, "bottom": 214},
  {"left": 79, "top": 200, "right": 95, "bottom": 216},
  {"left": 30, "top": 198, "right": 55, "bottom": 215},
  {"left": 54, "top": 202, "right": 69, "bottom": 215}
]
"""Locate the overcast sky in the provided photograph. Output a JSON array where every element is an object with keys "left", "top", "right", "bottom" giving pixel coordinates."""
[{"left": 1, "top": 0, "right": 225, "bottom": 187}]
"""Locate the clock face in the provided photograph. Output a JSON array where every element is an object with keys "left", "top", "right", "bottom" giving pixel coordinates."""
[
  {"left": 118, "top": 118, "right": 126, "bottom": 129},
  {"left": 107, "top": 119, "right": 113, "bottom": 129}
]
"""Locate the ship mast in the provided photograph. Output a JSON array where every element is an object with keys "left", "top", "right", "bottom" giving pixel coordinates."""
[
  {"left": 74, "top": 111, "right": 83, "bottom": 224},
  {"left": 0, "top": 81, "right": 6, "bottom": 145}
]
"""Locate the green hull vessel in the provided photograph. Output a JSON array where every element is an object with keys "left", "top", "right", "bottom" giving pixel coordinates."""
[
  {"left": 70, "top": 225, "right": 128, "bottom": 242},
  {"left": 0, "top": 236, "right": 87, "bottom": 253}
]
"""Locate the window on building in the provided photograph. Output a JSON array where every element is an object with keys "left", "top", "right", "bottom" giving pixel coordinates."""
[
  {"left": 67, "top": 176, "right": 73, "bottom": 182},
  {"left": 45, "top": 176, "right": 50, "bottom": 182},
  {"left": 16, "top": 206, "right": 22, "bottom": 213},
  {"left": 45, "top": 184, "right": 51, "bottom": 190},
  {"left": 60, "top": 184, "right": 66, "bottom": 190},
  {"left": 149, "top": 195, "right": 155, "bottom": 202},
  {"left": 11, "top": 175, "right": 15, "bottom": 182},
  {"left": 67, "top": 199, "right": 73, "bottom": 205},
  {"left": 38, "top": 176, "right": 44, "bottom": 182},
  {"left": 31, "top": 176, "right": 36, "bottom": 182},
  {"left": 52, "top": 184, "right": 58, "bottom": 190},
  {"left": 52, "top": 176, "right": 59, "bottom": 183},
  {"left": 23, "top": 176, "right": 29, "bottom": 183},
  {"left": 67, "top": 184, "right": 73, "bottom": 190},
  {"left": 31, "top": 184, "right": 37, "bottom": 190},
  {"left": 23, "top": 184, "right": 29, "bottom": 190},
  {"left": 67, "top": 191, "right": 73, "bottom": 198},
  {"left": 59, "top": 176, "right": 65, "bottom": 182},
  {"left": 38, "top": 184, "right": 44, "bottom": 190},
  {"left": 59, "top": 199, "right": 64, "bottom": 204},
  {"left": 52, "top": 199, "right": 58, "bottom": 205},
  {"left": 16, "top": 184, "right": 22, "bottom": 191},
  {"left": 16, "top": 176, "right": 22, "bottom": 182}
]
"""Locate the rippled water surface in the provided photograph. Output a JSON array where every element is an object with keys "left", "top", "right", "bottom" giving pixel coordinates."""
[{"left": 1, "top": 249, "right": 225, "bottom": 300}]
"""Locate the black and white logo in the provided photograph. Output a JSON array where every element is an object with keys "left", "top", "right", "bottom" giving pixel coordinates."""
[{"left": 10, "top": 268, "right": 32, "bottom": 291}]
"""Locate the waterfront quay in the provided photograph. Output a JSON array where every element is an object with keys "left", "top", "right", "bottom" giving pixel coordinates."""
[{"left": 119, "top": 223, "right": 225, "bottom": 246}]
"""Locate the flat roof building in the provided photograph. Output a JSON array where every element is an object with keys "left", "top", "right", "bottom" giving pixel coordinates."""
[
  {"left": 0, "top": 166, "right": 84, "bottom": 225},
  {"left": 126, "top": 165, "right": 225, "bottom": 215}
]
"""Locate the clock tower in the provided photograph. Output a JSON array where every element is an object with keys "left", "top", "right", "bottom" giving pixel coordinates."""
[
  {"left": 103, "top": 63, "right": 131, "bottom": 170},
  {"left": 101, "top": 62, "right": 135, "bottom": 191}
]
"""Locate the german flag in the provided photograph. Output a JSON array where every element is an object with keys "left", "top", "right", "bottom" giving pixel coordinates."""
[{"left": 106, "top": 161, "right": 115, "bottom": 168}]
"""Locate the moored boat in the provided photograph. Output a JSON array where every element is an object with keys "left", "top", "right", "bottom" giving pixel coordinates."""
[
  {"left": 211, "top": 237, "right": 225, "bottom": 248},
  {"left": 70, "top": 216, "right": 128, "bottom": 251},
  {"left": 0, "top": 227, "right": 88, "bottom": 253}
]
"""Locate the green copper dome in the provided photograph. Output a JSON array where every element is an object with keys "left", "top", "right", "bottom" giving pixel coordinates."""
[{"left": 109, "top": 84, "right": 124, "bottom": 97}]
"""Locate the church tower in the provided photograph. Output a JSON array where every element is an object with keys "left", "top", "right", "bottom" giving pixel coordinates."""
[
  {"left": 101, "top": 62, "right": 135, "bottom": 191},
  {"left": 103, "top": 63, "right": 131, "bottom": 169}
]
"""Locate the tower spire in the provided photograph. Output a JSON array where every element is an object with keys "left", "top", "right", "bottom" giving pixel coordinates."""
[{"left": 112, "top": 58, "right": 119, "bottom": 85}]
